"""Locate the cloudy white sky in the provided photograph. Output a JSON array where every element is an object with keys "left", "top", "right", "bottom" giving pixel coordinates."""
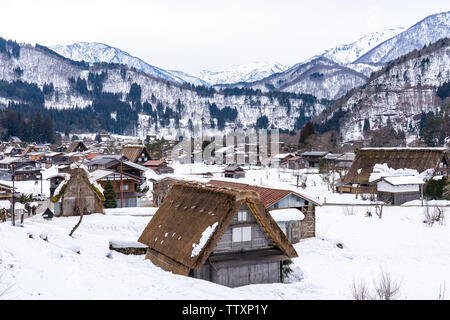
[{"left": 0, "top": 0, "right": 448, "bottom": 73}]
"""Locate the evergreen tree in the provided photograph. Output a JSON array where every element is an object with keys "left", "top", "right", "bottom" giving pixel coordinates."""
[{"left": 103, "top": 180, "right": 117, "bottom": 208}]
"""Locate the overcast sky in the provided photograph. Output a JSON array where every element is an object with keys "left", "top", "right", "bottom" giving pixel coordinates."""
[{"left": 0, "top": 0, "right": 448, "bottom": 73}]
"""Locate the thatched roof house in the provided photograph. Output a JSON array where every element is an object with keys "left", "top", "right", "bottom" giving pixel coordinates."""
[
  {"left": 138, "top": 181, "right": 297, "bottom": 287},
  {"left": 51, "top": 165, "right": 105, "bottom": 216},
  {"left": 66, "top": 140, "right": 88, "bottom": 153},
  {"left": 345, "top": 148, "right": 449, "bottom": 186},
  {"left": 120, "top": 145, "right": 150, "bottom": 163}
]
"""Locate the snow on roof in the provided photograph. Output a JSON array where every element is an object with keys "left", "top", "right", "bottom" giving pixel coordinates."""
[
  {"left": 301, "top": 150, "right": 329, "bottom": 156},
  {"left": 272, "top": 153, "right": 293, "bottom": 159},
  {"left": 123, "top": 160, "right": 148, "bottom": 172},
  {"left": 90, "top": 169, "right": 115, "bottom": 181},
  {"left": 382, "top": 176, "right": 425, "bottom": 186},
  {"left": 190, "top": 222, "right": 219, "bottom": 258},
  {"left": 269, "top": 208, "right": 305, "bottom": 222},
  {"left": 361, "top": 147, "right": 448, "bottom": 151},
  {"left": 369, "top": 163, "right": 421, "bottom": 182},
  {"left": 0, "top": 157, "right": 21, "bottom": 164}
]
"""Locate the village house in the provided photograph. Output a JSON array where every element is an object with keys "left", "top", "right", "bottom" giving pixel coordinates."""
[
  {"left": 120, "top": 145, "right": 151, "bottom": 164},
  {"left": 223, "top": 165, "right": 245, "bottom": 179},
  {"left": 143, "top": 159, "right": 174, "bottom": 175},
  {"left": 342, "top": 147, "right": 449, "bottom": 194},
  {"left": 285, "top": 155, "right": 303, "bottom": 170},
  {"left": 138, "top": 181, "right": 298, "bottom": 288},
  {"left": 51, "top": 165, "right": 105, "bottom": 216},
  {"left": 207, "top": 180, "right": 321, "bottom": 242},
  {"left": 300, "top": 150, "right": 329, "bottom": 168},
  {"left": 0, "top": 157, "right": 42, "bottom": 181},
  {"left": 90, "top": 169, "right": 144, "bottom": 207},
  {"left": 271, "top": 153, "right": 295, "bottom": 167},
  {"left": 376, "top": 176, "right": 425, "bottom": 205},
  {"left": 47, "top": 173, "right": 69, "bottom": 198},
  {"left": 66, "top": 140, "right": 89, "bottom": 153},
  {"left": 0, "top": 182, "right": 14, "bottom": 200}
]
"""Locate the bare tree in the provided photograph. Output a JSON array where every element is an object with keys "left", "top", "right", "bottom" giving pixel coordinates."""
[
  {"left": 321, "top": 171, "right": 332, "bottom": 191},
  {"left": 351, "top": 279, "right": 371, "bottom": 300},
  {"left": 438, "top": 282, "right": 446, "bottom": 300},
  {"left": 343, "top": 206, "right": 355, "bottom": 216},
  {"left": 374, "top": 202, "right": 384, "bottom": 219},
  {"left": 372, "top": 270, "right": 401, "bottom": 300},
  {"left": 423, "top": 204, "right": 446, "bottom": 227},
  {"left": 336, "top": 168, "right": 348, "bottom": 195}
]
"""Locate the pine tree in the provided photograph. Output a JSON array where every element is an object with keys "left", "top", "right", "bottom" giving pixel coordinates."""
[{"left": 103, "top": 180, "right": 117, "bottom": 208}]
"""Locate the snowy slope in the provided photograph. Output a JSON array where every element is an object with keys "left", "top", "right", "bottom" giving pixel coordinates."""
[
  {"left": 320, "top": 27, "right": 405, "bottom": 65},
  {"left": 195, "top": 61, "right": 289, "bottom": 85},
  {"left": 50, "top": 43, "right": 286, "bottom": 86},
  {"left": 320, "top": 37, "right": 450, "bottom": 142},
  {"left": 356, "top": 11, "right": 450, "bottom": 64},
  {"left": 50, "top": 42, "right": 208, "bottom": 86},
  {"left": 1, "top": 165, "right": 450, "bottom": 300},
  {"left": 244, "top": 57, "right": 368, "bottom": 100}
]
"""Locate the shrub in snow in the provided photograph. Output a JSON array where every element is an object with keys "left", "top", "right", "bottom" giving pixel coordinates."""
[
  {"left": 342, "top": 206, "right": 355, "bottom": 216},
  {"left": 351, "top": 279, "right": 371, "bottom": 300},
  {"left": 281, "top": 259, "right": 294, "bottom": 281},
  {"left": 351, "top": 270, "right": 401, "bottom": 300},
  {"left": 423, "top": 205, "right": 446, "bottom": 226}
]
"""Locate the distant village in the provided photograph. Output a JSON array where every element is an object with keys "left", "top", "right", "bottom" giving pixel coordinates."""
[{"left": 0, "top": 132, "right": 448, "bottom": 289}]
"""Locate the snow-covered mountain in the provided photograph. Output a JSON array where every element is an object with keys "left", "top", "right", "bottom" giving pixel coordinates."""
[
  {"left": 242, "top": 57, "right": 368, "bottom": 100},
  {"left": 318, "top": 27, "right": 405, "bottom": 65},
  {"left": 195, "top": 61, "right": 289, "bottom": 85},
  {"left": 0, "top": 40, "right": 327, "bottom": 137},
  {"left": 316, "top": 38, "right": 450, "bottom": 142},
  {"left": 237, "top": 11, "right": 449, "bottom": 100},
  {"left": 356, "top": 11, "right": 450, "bottom": 64},
  {"left": 50, "top": 42, "right": 208, "bottom": 86},
  {"left": 50, "top": 42, "right": 287, "bottom": 87}
]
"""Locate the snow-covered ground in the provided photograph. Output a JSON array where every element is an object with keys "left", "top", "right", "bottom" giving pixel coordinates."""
[
  {"left": 1, "top": 163, "right": 449, "bottom": 300},
  {"left": 1, "top": 203, "right": 449, "bottom": 299}
]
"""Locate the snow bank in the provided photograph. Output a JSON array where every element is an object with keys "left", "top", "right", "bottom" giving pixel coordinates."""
[
  {"left": 269, "top": 208, "right": 305, "bottom": 222},
  {"left": 104, "top": 207, "right": 159, "bottom": 216}
]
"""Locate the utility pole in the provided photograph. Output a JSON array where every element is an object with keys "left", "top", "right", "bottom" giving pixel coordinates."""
[
  {"left": 11, "top": 164, "right": 15, "bottom": 226},
  {"left": 120, "top": 158, "right": 124, "bottom": 208}
]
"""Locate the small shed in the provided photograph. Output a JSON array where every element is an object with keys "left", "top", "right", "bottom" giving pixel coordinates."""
[
  {"left": 143, "top": 159, "right": 174, "bottom": 174},
  {"left": 223, "top": 165, "right": 245, "bottom": 179},
  {"left": 377, "top": 176, "right": 425, "bottom": 205},
  {"left": 138, "top": 182, "right": 298, "bottom": 288}
]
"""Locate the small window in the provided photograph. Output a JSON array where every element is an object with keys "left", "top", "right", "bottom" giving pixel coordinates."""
[
  {"left": 237, "top": 211, "right": 247, "bottom": 222},
  {"left": 123, "top": 184, "right": 129, "bottom": 191},
  {"left": 232, "top": 226, "right": 252, "bottom": 243}
]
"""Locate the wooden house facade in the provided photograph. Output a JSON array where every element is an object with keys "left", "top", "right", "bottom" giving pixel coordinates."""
[{"left": 138, "top": 182, "right": 298, "bottom": 288}]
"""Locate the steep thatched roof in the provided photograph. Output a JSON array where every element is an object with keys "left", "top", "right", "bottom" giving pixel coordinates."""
[
  {"left": 344, "top": 148, "right": 449, "bottom": 185},
  {"left": 120, "top": 145, "right": 149, "bottom": 163},
  {"left": 138, "top": 181, "right": 297, "bottom": 275},
  {"left": 66, "top": 141, "right": 88, "bottom": 153},
  {"left": 20, "top": 145, "right": 37, "bottom": 157}
]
